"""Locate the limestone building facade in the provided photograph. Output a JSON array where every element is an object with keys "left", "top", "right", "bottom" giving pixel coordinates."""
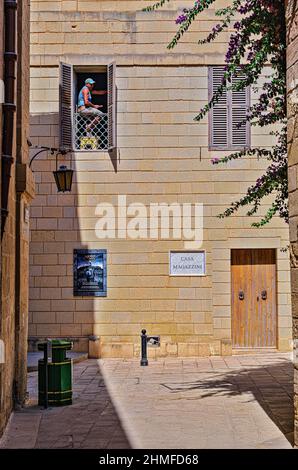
[
  {"left": 28, "top": 0, "right": 292, "bottom": 359},
  {"left": 286, "top": 0, "right": 298, "bottom": 449},
  {"left": 0, "top": 0, "right": 35, "bottom": 436}
]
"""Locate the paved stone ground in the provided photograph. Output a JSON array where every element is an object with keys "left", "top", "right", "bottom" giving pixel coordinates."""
[{"left": 0, "top": 353, "right": 294, "bottom": 449}]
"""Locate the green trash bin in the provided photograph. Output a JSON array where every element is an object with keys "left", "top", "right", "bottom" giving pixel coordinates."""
[{"left": 38, "top": 340, "right": 73, "bottom": 407}]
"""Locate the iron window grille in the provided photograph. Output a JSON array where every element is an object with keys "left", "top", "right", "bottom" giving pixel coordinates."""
[{"left": 74, "top": 111, "right": 108, "bottom": 151}]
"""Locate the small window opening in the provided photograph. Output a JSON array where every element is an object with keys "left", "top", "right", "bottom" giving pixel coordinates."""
[
  {"left": 74, "top": 67, "right": 108, "bottom": 151},
  {"left": 60, "top": 63, "right": 116, "bottom": 152}
]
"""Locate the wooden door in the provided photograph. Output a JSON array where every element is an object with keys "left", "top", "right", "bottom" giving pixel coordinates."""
[{"left": 231, "top": 249, "right": 277, "bottom": 348}]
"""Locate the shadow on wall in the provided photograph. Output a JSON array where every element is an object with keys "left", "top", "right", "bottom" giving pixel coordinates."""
[
  {"left": 29, "top": 112, "right": 119, "bottom": 171},
  {"left": 29, "top": 111, "right": 118, "bottom": 355}
]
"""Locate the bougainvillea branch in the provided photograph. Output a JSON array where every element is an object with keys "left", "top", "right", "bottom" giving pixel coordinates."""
[{"left": 144, "top": 0, "right": 287, "bottom": 227}]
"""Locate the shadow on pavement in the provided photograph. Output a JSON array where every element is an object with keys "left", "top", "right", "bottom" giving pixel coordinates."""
[
  {"left": 161, "top": 359, "right": 294, "bottom": 445},
  {"left": 0, "top": 360, "right": 131, "bottom": 449}
]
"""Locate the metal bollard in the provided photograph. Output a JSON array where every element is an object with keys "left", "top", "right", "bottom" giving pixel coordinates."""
[
  {"left": 140, "top": 329, "right": 148, "bottom": 366},
  {"left": 43, "top": 341, "right": 49, "bottom": 409}
]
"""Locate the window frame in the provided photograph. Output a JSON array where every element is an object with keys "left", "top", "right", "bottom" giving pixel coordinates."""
[
  {"left": 59, "top": 62, "right": 116, "bottom": 152},
  {"left": 208, "top": 66, "right": 251, "bottom": 152}
]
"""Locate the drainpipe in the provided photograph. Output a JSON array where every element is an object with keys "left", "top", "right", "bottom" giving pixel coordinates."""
[{"left": 1, "top": 0, "right": 17, "bottom": 238}]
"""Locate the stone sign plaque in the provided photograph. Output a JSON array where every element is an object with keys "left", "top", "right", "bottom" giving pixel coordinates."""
[{"left": 170, "top": 251, "right": 206, "bottom": 276}]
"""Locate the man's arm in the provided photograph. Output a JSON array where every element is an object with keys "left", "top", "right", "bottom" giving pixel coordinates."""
[{"left": 92, "top": 90, "right": 108, "bottom": 96}]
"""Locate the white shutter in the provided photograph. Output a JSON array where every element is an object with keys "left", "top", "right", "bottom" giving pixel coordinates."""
[
  {"left": 209, "top": 66, "right": 250, "bottom": 150},
  {"left": 209, "top": 66, "right": 228, "bottom": 148},
  {"left": 108, "top": 62, "right": 116, "bottom": 151},
  {"left": 59, "top": 63, "right": 73, "bottom": 150},
  {"left": 231, "top": 73, "right": 249, "bottom": 147}
]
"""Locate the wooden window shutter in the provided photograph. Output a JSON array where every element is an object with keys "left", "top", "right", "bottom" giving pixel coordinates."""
[
  {"left": 59, "top": 62, "right": 73, "bottom": 150},
  {"left": 231, "top": 72, "right": 250, "bottom": 148},
  {"left": 209, "top": 66, "right": 228, "bottom": 149},
  {"left": 108, "top": 62, "right": 116, "bottom": 151},
  {"left": 209, "top": 66, "right": 250, "bottom": 150}
]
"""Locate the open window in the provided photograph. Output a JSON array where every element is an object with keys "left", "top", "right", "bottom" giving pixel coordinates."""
[
  {"left": 208, "top": 66, "right": 250, "bottom": 150},
  {"left": 59, "top": 63, "right": 116, "bottom": 151}
]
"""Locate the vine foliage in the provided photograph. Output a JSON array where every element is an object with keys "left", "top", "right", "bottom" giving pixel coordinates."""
[{"left": 144, "top": 0, "right": 287, "bottom": 227}]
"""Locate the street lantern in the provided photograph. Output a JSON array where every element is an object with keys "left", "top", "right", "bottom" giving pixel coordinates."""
[
  {"left": 29, "top": 146, "right": 74, "bottom": 193},
  {"left": 53, "top": 165, "right": 74, "bottom": 193}
]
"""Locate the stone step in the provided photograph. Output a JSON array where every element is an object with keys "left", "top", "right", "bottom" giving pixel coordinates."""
[{"left": 232, "top": 348, "right": 279, "bottom": 356}]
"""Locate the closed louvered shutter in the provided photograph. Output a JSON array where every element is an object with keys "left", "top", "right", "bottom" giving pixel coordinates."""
[
  {"left": 59, "top": 63, "right": 73, "bottom": 150},
  {"left": 231, "top": 73, "right": 250, "bottom": 147},
  {"left": 209, "top": 66, "right": 228, "bottom": 148},
  {"left": 209, "top": 66, "right": 250, "bottom": 150},
  {"left": 108, "top": 62, "right": 116, "bottom": 150}
]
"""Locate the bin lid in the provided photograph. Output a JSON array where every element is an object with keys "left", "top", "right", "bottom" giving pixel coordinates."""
[
  {"left": 51, "top": 340, "right": 73, "bottom": 350},
  {"left": 37, "top": 340, "right": 72, "bottom": 351}
]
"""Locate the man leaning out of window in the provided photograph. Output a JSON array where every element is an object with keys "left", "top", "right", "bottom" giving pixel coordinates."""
[{"left": 78, "top": 78, "right": 107, "bottom": 136}]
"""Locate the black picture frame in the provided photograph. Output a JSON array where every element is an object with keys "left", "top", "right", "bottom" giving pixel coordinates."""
[{"left": 73, "top": 249, "right": 107, "bottom": 297}]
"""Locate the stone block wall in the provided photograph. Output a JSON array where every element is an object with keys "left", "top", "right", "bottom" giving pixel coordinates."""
[
  {"left": 286, "top": 0, "right": 298, "bottom": 449},
  {"left": 0, "top": 0, "right": 35, "bottom": 437},
  {"left": 28, "top": 0, "right": 291, "bottom": 358}
]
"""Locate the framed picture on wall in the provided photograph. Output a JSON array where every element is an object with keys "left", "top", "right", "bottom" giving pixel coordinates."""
[{"left": 73, "top": 249, "right": 107, "bottom": 297}]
